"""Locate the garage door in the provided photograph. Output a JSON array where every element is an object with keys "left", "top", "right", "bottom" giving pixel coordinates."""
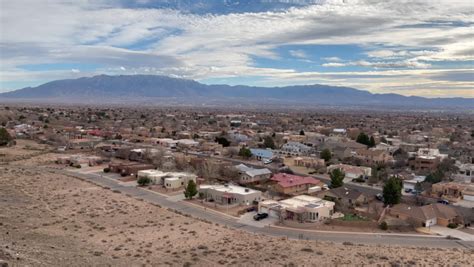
[{"left": 463, "top": 195, "right": 474, "bottom": 201}]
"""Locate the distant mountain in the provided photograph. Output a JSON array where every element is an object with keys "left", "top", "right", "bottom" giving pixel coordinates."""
[{"left": 1, "top": 74, "right": 473, "bottom": 109}]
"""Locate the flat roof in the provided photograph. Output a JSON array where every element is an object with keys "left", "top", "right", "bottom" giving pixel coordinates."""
[{"left": 200, "top": 184, "right": 260, "bottom": 195}]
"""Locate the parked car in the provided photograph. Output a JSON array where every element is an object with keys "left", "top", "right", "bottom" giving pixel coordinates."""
[
  {"left": 404, "top": 188, "right": 412, "bottom": 193},
  {"left": 375, "top": 193, "right": 384, "bottom": 201},
  {"left": 263, "top": 159, "right": 273, "bottom": 164},
  {"left": 253, "top": 213, "right": 268, "bottom": 221},
  {"left": 246, "top": 206, "right": 257, "bottom": 212},
  {"left": 437, "top": 199, "right": 449, "bottom": 205}
]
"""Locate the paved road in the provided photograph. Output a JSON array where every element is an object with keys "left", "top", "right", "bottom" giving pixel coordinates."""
[{"left": 12, "top": 164, "right": 469, "bottom": 249}]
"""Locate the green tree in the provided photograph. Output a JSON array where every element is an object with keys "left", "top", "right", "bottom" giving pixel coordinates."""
[
  {"left": 137, "top": 176, "right": 152, "bottom": 186},
  {"left": 383, "top": 176, "right": 402, "bottom": 205},
  {"left": 369, "top": 136, "right": 376, "bottom": 148},
  {"left": 184, "top": 180, "right": 198, "bottom": 199},
  {"left": 320, "top": 148, "right": 332, "bottom": 162},
  {"left": 356, "top": 132, "right": 370, "bottom": 146},
  {"left": 330, "top": 168, "right": 345, "bottom": 188},
  {"left": 263, "top": 136, "right": 276, "bottom": 149},
  {"left": 0, "top": 128, "right": 12, "bottom": 146},
  {"left": 238, "top": 147, "right": 252, "bottom": 159},
  {"left": 424, "top": 171, "right": 444, "bottom": 184},
  {"left": 215, "top": 136, "right": 230, "bottom": 147},
  {"left": 299, "top": 130, "right": 305, "bottom": 136},
  {"left": 414, "top": 181, "right": 423, "bottom": 193}
]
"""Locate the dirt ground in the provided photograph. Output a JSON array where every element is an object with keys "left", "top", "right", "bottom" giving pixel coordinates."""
[
  {"left": 0, "top": 148, "right": 473, "bottom": 266},
  {"left": 0, "top": 140, "right": 53, "bottom": 163}
]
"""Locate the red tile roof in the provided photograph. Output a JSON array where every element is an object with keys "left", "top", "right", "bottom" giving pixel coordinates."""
[{"left": 271, "top": 173, "right": 321, "bottom": 188}]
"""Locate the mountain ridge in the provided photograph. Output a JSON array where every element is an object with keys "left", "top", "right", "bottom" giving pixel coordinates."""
[{"left": 1, "top": 74, "right": 472, "bottom": 109}]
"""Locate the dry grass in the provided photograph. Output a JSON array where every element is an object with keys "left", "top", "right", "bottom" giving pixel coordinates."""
[{"left": 0, "top": 150, "right": 472, "bottom": 266}]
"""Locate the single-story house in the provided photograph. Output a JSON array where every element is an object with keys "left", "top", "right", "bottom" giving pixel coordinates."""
[
  {"left": 199, "top": 184, "right": 262, "bottom": 206},
  {"left": 402, "top": 176, "right": 425, "bottom": 192},
  {"left": 235, "top": 164, "right": 272, "bottom": 184},
  {"left": 250, "top": 148, "right": 273, "bottom": 161},
  {"left": 389, "top": 203, "right": 464, "bottom": 227},
  {"left": 318, "top": 187, "right": 368, "bottom": 208},
  {"left": 327, "top": 164, "right": 372, "bottom": 181},
  {"left": 259, "top": 195, "right": 335, "bottom": 223},
  {"left": 270, "top": 173, "right": 323, "bottom": 195}
]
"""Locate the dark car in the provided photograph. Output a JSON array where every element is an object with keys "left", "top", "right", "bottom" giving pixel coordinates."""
[
  {"left": 253, "top": 213, "right": 268, "bottom": 221},
  {"left": 437, "top": 199, "right": 449, "bottom": 205},
  {"left": 246, "top": 206, "right": 257, "bottom": 212}
]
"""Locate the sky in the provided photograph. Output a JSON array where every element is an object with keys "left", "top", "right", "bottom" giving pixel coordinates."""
[{"left": 0, "top": 0, "right": 473, "bottom": 98}]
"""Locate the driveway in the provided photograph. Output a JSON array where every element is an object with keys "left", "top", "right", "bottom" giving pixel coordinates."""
[
  {"left": 429, "top": 226, "right": 474, "bottom": 241},
  {"left": 238, "top": 211, "right": 278, "bottom": 228}
]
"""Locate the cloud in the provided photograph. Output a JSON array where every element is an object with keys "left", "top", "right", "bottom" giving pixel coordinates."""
[
  {"left": 289, "top": 49, "right": 308, "bottom": 59},
  {"left": 0, "top": 0, "right": 473, "bottom": 97}
]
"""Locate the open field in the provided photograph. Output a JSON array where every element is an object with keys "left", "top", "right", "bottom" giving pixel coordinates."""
[{"left": 1, "top": 157, "right": 473, "bottom": 266}]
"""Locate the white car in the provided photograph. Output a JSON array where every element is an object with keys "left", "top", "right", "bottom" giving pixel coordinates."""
[{"left": 263, "top": 159, "right": 272, "bottom": 164}]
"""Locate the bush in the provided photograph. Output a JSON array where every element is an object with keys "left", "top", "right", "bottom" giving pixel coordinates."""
[
  {"left": 379, "top": 221, "right": 388, "bottom": 230},
  {"left": 137, "top": 176, "right": 152, "bottom": 186},
  {"left": 447, "top": 223, "right": 458, "bottom": 229},
  {"left": 103, "top": 167, "right": 110, "bottom": 173}
]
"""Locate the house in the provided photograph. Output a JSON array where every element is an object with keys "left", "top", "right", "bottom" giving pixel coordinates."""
[
  {"left": 259, "top": 195, "right": 335, "bottom": 223},
  {"left": 177, "top": 139, "right": 199, "bottom": 149},
  {"left": 199, "top": 184, "right": 262, "bottom": 206},
  {"left": 250, "top": 148, "right": 273, "bottom": 161},
  {"left": 156, "top": 138, "right": 178, "bottom": 149},
  {"left": 402, "top": 176, "right": 425, "bottom": 192},
  {"left": 138, "top": 170, "right": 197, "bottom": 189},
  {"left": 455, "top": 163, "right": 474, "bottom": 183},
  {"left": 389, "top": 203, "right": 464, "bottom": 227},
  {"left": 326, "top": 164, "right": 372, "bottom": 181},
  {"left": 109, "top": 162, "right": 154, "bottom": 176},
  {"left": 235, "top": 164, "right": 272, "bottom": 184},
  {"left": 431, "top": 182, "right": 470, "bottom": 202},
  {"left": 375, "top": 142, "right": 399, "bottom": 155},
  {"left": 354, "top": 149, "right": 393, "bottom": 166},
  {"left": 56, "top": 155, "right": 105, "bottom": 167},
  {"left": 163, "top": 173, "right": 197, "bottom": 189},
  {"left": 278, "top": 141, "right": 312, "bottom": 156},
  {"left": 293, "top": 156, "right": 325, "bottom": 169},
  {"left": 318, "top": 187, "right": 368, "bottom": 208},
  {"left": 410, "top": 148, "right": 448, "bottom": 173},
  {"left": 270, "top": 173, "right": 323, "bottom": 195},
  {"left": 331, "top": 128, "right": 347, "bottom": 136}
]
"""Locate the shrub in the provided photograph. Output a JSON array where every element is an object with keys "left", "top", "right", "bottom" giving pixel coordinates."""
[
  {"left": 447, "top": 223, "right": 458, "bottom": 229},
  {"left": 379, "top": 221, "right": 388, "bottom": 230},
  {"left": 103, "top": 167, "right": 110, "bottom": 173},
  {"left": 137, "top": 176, "right": 152, "bottom": 186}
]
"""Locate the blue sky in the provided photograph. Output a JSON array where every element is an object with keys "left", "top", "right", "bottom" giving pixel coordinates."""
[{"left": 0, "top": 0, "right": 473, "bottom": 97}]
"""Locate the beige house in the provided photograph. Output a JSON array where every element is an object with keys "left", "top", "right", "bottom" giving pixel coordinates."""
[
  {"left": 389, "top": 203, "right": 464, "bottom": 227},
  {"left": 259, "top": 195, "right": 335, "bottom": 223},
  {"left": 354, "top": 149, "right": 393, "bottom": 166},
  {"left": 293, "top": 156, "right": 325, "bottom": 169},
  {"left": 199, "top": 184, "right": 262, "bottom": 206}
]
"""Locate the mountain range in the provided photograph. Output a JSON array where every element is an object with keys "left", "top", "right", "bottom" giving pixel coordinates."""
[{"left": 1, "top": 74, "right": 472, "bottom": 109}]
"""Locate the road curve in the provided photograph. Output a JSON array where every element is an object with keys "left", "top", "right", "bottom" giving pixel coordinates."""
[{"left": 4, "top": 164, "right": 472, "bottom": 249}]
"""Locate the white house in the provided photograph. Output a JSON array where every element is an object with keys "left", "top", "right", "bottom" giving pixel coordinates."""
[
  {"left": 259, "top": 195, "right": 335, "bottom": 223},
  {"left": 403, "top": 176, "right": 425, "bottom": 192},
  {"left": 199, "top": 184, "right": 262, "bottom": 206}
]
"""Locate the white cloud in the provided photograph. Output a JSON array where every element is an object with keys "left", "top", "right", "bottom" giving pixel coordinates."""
[
  {"left": 289, "top": 49, "right": 308, "bottom": 59},
  {"left": 0, "top": 0, "right": 473, "bottom": 97}
]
